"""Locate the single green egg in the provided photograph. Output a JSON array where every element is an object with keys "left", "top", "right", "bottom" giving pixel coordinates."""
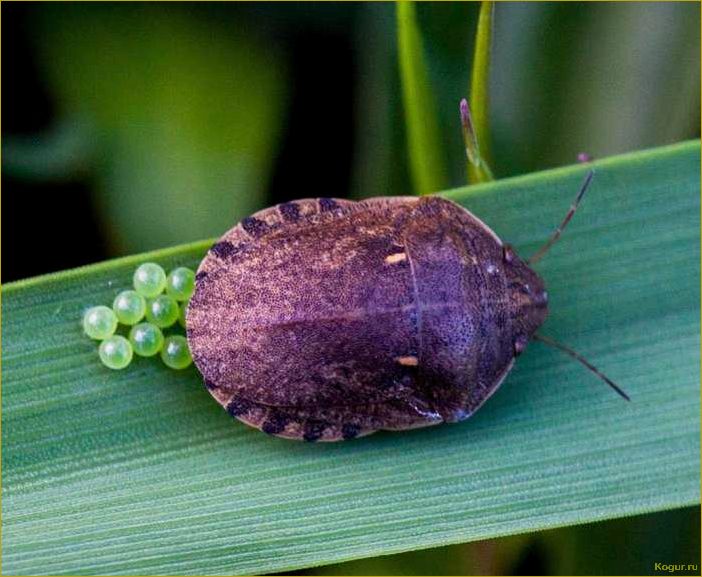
[
  {"left": 99, "top": 335, "right": 133, "bottom": 370},
  {"left": 145, "top": 295, "right": 180, "bottom": 328},
  {"left": 133, "top": 263, "right": 167, "bottom": 298},
  {"left": 129, "top": 323, "right": 165, "bottom": 357},
  {"left": 161, "top": 335, "right": 192, "bottom": 369},
  {"left": 166, "top": 267, "right": 196, "bottom": 301},
  {"left": 113, "top": 290, "right": 146, "bottom": 325},
  {"left": 83, "top": 306, "right": 118, "bottom": 340},
  {"left": 178, "top": 301, "right": 188, "bottom": 328}
]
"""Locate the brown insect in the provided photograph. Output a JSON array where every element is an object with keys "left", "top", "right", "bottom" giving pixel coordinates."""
[{"left": 186, "top": 171, "right": 628, "bottom": 442}]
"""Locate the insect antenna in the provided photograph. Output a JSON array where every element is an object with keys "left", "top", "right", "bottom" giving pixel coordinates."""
[
  {"left": 528, "top": 170, "right": 595, "bottom": 265},
  {"left": 533, "top": 333, "right": 630, "bottom": 401}
]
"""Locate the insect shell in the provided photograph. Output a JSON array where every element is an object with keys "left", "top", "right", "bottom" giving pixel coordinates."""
[{"left": 186, "top": 196, "right": 549, "bottom": 442}]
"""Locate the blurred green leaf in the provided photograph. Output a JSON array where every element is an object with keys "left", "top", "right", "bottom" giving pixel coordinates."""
[
  {"left": 33, "top": 4, "right": 286, "bottom": 254},
  {"left": 396, "top": 1, "right": 447, "bottom": 195},
  {"left": 467, "top": 1, "right": 495, "bottom": 184},
  {"left": 352, "top": 3, "right": 698, "bottom": 197},
  {"left": 3, "top": 141, "right": 699, "bottom": 575},
  {"left": 541, "top": 507, "right": 701, "bottom": 576},
  {"left": 489, "top": 3, "right": 700, "bottom": 175},
  {"left": 313, "top": 507, "right": 701, "bottom": 575},
  {"left": 306, "top": 533, "right": 532, "bottom": 575},
  {"left": 1, "top": 116, "right": 94, "bottom": 182}
]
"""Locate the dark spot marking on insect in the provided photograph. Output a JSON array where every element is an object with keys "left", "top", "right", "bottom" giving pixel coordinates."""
[
  {"left": 204, "top": 379, "right": 218, "bottom": 390},
  {"left": 226, "top": 397, "right": 251, "bottom": 417},
  {"left": 262, "top": 411, "right": 288, "bottom": 435},
  {"left": 303, "top": 419, "right": 327, "bottom": 442},
  {"left": 210, "top": 241, "right": 236, "bottom": 259},
  {"left": 319, "top": 198, "right": 339, "bottom": 212},
  {"left": 195, "top": 271, "right": 208, "bottom": 282},
  {"left": 279, "top": 202, "right": 301, "bottom": 222},
  {"left": 242, "top": 216, "right": 269, "bottom": 238},
  {"left": 341, "top": 423, "right": 360, "bottom": 440}
]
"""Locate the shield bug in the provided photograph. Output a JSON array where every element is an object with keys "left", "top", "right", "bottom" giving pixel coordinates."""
[{"left": 187, "top": 172, "right": 628, "bottom": 442}]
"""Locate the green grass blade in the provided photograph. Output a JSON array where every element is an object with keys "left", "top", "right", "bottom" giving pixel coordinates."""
[
  {"left": 21, "top": 4, "right": 286, "bottom": 254},
  {"left": 467, "top": 1, "right": 495, "bottom": 183},
  {"left": 396, "top": 1, "right": 447, "bottom": 195},
  {"left": 3, "top": 141, "right": 699, "bottom": 575}
]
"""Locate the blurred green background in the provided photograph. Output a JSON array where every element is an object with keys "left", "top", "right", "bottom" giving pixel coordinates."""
[{"left": 3, "top": 2, "right": 700, "bottom": 575}]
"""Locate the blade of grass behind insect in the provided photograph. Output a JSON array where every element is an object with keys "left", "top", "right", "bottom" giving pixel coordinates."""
[
  {"left": 2, "top": 141, "right": 699, "bottom": 575},
  {"left": 467, "top": 0, "right": 495, "bottom": 184},
  {"left": 396, "top": 1, "right": 447, "bottom": 195}
]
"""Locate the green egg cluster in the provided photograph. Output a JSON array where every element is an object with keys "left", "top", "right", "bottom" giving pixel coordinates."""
[{"left": 81, "top": 262, "right": 196, "bottom": 371}]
